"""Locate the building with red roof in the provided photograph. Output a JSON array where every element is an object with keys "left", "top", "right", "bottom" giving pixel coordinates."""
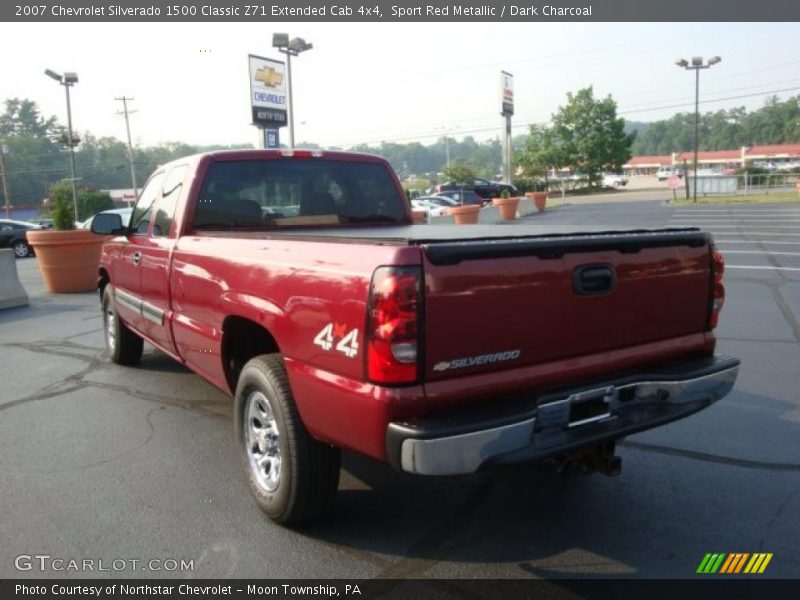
[{"left": 624, "top": 143, "right": 800, "bottom": 174}]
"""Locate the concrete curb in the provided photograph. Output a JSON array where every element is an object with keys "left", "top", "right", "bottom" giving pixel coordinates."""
[{"left": 0, "top": 249, "right": 29, "bottom": 309}]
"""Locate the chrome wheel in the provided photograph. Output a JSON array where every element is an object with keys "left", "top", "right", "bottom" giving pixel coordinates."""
[
  {"left": 13, "top": 242, "right": 30, "bottom": 258},
  {"left": 105, "top": 303, "right": 117, "bottom": 354},
  {"left": 245, "top": 390, "right": 281, "bottom": 493}
]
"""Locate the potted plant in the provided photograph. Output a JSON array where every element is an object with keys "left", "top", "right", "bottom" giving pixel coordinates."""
[
  {"left": 443, "top": 162, "right": 481, "bottom": 224},
  {"left": 525, "top": 189, "right": 548, "bottom": 212},
  {"left": 492, "top": 188, "right": 519, "bottom": 221},
  {"left": 25, "top": 182, "right": 109, "bottom": 293}
]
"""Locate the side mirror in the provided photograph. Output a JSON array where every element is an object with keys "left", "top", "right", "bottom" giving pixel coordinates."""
[{"left": 91, "top": 213, "right": 125, "bottom": 235}]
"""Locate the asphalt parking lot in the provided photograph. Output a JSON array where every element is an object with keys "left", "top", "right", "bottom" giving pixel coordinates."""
[{"left": 1, "top": 198, "right": 799, "bottom": 580}]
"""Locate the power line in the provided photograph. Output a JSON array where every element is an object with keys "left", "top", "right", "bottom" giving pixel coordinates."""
[{"left": 329, "top": 86, "right": 800, "bottom": 148}]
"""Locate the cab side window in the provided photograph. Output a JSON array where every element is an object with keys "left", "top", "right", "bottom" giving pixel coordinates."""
[
  {"left": 130, "top": 172, "right": 166, "bottom": 235},
  {"left": 152, "top": 165, "right": 187, "bottom": 237}
]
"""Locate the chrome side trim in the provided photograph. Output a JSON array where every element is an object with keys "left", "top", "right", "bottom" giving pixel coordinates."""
[
  {"left": 141, "top": 300, "right": 165, "bottom": 326},
  {"left": 114, "top": 288, "right": 164, "bottom": 326},
  {"left": 114, "top": 288, "right": 141, "bottom": 314}
]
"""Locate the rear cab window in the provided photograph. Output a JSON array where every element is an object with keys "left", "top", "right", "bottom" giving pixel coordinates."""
[{"left": 192, "top": 159, "right": 405, "bottom": 230}]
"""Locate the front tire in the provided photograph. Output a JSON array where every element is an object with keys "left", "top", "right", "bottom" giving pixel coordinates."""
[
  {"left": 234, "top": 354, "right": 340, "bottom": 524},
  {"left": 13, "top": 240, "right": 31, "bottom": 258},
  {"left": 102, "top": 285, "right": 143, "bottom": 365}
]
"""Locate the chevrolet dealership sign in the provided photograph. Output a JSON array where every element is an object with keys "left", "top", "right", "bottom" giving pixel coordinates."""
[{"left": 248, "top": 54, "right": 287, "bottom": 128}]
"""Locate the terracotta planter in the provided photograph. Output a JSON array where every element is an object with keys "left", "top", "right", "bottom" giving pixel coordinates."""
[
  {"left": 526, "top": 191, "right": 548, "bottom": 212},
  {"left": 492, "top": 196, "right": 520, "bottom": 221},
  {"left": 448, "top": 204, "right": 481, "bottom": 224},
  {"left": 26, "top": 229, "right": 107, "bottom": 293},
  {"left": 411, "top": 209, "right": 428, "bottom": 224}
]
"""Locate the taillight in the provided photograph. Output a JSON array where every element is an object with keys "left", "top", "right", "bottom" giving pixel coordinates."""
[
  {"left": 366, "top": 266, "right": 422, "bottom": 384},
  {"left": 709, "top": 242, "right": 725, "bottom": 330}
]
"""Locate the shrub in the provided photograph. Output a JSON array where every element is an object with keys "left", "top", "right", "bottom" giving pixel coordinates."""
[{"left": 48, "top": 181, "right": 75, "bottom": 230}]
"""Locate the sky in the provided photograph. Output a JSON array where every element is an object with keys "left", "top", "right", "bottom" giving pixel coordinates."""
[{"left": 1, "top": 21, "right": 800, "bottom": 149}]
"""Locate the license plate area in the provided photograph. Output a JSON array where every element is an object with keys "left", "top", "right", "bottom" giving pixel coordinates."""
[{"left": 567, "top": 386, "right": 614, "bottom": 428}]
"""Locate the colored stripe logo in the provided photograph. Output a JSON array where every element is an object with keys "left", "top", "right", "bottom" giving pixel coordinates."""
[{"left": 697, "top": 553, "right": 773, "bottom": 574}]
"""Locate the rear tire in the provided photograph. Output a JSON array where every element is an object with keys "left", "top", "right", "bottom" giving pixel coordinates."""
[
  {"left": 234, "top": 354, "right": 340, "bottom": 524},
  {"left": 102, "top": 285, "right": 143, "bottom": 365}
]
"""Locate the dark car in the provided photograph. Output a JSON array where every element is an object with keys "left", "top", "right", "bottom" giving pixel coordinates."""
[
  {"left": 433, "top": 190, "right": 485, "bottom": 206},
  {"left": 0, "top": 219, "right": 40, "bottom": 258},
  {"left": 436, "top": 177, "right": 518, "bottom": 199}
]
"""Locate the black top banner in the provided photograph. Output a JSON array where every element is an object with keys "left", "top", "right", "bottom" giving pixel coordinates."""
[{"left": 4, "top": 0, "right": 800, "bottom": 22}]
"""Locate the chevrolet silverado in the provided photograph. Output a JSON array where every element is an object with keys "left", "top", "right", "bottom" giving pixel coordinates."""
[{"left": 91, "top": 149, "right": 739, "bottom": 524}]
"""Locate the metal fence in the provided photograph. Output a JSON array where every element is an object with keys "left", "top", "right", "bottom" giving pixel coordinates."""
[{"left": 738, "top": 173, "right": 799, "bottom": 195}]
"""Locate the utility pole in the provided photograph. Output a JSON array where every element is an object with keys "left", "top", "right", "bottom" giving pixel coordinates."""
[
  {"left": 0, "top": 139, "right": 10, "bottom": 218},
  {"left": 115, "top": 96, "right": 139, "bottom": 204}
]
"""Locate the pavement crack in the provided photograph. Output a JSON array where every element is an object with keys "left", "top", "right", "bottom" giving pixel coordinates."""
[
  {"left": 621, "top": 440, "right": 800, "bottom": 473},
  {"left": 5, "top": 340, "right": 102, "bottom": 364},
  {"left": 38, "top": 405, "right": 163, "bottom": 474},
  {"left": 759, "top": 487, "right": 799, "bottom": 551}
]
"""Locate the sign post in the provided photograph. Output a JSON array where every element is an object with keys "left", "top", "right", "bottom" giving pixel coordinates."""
[
  {"left": 668, "top": 173, "right": 681, "bottom": 203},
  {"left": 248, "top": 54, "right": 287, "bottom": 148},
  {"left": 500, "top": 71, "right": 514, "bottom": 185}
]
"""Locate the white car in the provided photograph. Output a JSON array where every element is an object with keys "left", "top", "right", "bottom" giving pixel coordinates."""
[
  {"left": 602, "top": 173, "right": 629, "bottom": 187},
  {"left": 411, "top": 198, "right": 451, "bottom": 217},
  {"left": 656, "top": 167, "right": 684, "bottom": 181}
]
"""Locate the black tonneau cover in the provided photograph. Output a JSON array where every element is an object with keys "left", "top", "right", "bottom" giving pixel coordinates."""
[{"left": 206, "top": 224, "right": 708, "bottom": 266}]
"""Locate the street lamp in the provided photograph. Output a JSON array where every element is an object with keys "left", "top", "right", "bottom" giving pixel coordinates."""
[
  {"left": 272, "top": 33, "right": 313, "bottom": 148},
  {"left": 45, "top": 69, "right": 80, "bottom": 221},
  {"left": 675, "top": 55, "right": 721, "bottom": 203}
]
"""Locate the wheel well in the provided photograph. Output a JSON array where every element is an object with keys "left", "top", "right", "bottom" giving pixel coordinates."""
[
  {"left": 221, "top": 316, "right": 280, "bottom": 393},
  {"left": 98, "top": 268, "right": 110, "bottom": 301}
]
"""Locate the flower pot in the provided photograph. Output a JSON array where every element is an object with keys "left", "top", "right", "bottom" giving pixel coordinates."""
[
  {"left": 448, "top": 204, "right": 481, "bottom": 224},
  {"left": 526, "top": 191, "right": 548, "bottom": 212},
  {"left": 411, "top": 209, "right": 428, "bottom": 224},
  {"left": 26, "top": 229, "right": 107, "bottom": 293},
  {"left": 492, "top": 196, "right": 519, "bottom": 221}
]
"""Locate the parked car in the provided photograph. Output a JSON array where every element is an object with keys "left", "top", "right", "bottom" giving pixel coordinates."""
[
  {"left": 436, "top": 178, "right": 518, "bottom": 199},
  {"left": 90, "top": 149, "right": 738, "bottom": 524},
  {"left": 602, "top": 173, "right": 629, "bottom": 187},
  {"left": 411, "top": 198, "right": 450, "bottom": 217},
  {"left": 0, "top": 219, "right": 41, "bottom": 258},
  {"left": 433, "top": 189, "right": 485, "bottom": 206},
  {"left": 28, "top": 218, "right": 54, "bottom": 229},
  {"left": 80, "top": 208, "right": 133, "bottom": 230},
  {"left": 656, "top": 166, "right": 683, "bottom": 181}
]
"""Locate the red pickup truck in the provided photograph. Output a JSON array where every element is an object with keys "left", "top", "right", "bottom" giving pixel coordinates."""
[{"left": 91, "top": 149, "right": 739, "bottom": 524}]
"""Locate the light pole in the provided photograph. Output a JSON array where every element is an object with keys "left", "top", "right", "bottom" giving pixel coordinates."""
[
  {"left": 115, "top": 96, "right": 140, "bottom": 205},
  {"left": 0, "top": 139, "right": 10, "bottom": 218},
  {"left": 675, "top": 56, "right": 721, "bottom": 203},
  {"left": 272, "top": 33, "right": 313, "bottom": 149},
  {"left": 45, "top": 69, "right": 80, "bottom": 221},
  {"left": 434, "top": 126, "right": 458, "bottom": 168}
]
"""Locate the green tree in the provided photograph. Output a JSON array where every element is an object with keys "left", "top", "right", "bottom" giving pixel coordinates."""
[
  {"left": 442, "top": 161, "right": 477, "bottom": 204},
  {"left": 516, "top": 124, "right": 561, "bottom": 187},
  {"left": 549, "top": 87, "right": 634, "bottom": 187}
]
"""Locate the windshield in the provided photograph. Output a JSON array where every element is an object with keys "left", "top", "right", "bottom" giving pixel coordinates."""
[{"left": 193, "top": 159, "right": 406, "bottom": 229}]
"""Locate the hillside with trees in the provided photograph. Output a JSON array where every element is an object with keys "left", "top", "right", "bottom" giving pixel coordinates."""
[{"left": 1, "top": 93, "right": 798, "bottom": 213}]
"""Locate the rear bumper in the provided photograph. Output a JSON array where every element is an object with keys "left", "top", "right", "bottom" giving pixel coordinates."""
[{"left": 386, "top": 355, "right": 739, "bottom": 475}]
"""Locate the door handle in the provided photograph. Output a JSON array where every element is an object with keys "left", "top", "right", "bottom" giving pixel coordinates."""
[
  {"left": 132, "top": 251, "right": 142, "bottom": 266},
  {"left": 573, "top": 265, "right": 615, "bottom": 295}
]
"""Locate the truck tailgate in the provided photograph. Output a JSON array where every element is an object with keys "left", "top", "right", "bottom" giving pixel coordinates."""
[{"left": 420, "top": 229, "right": 712, "bottom": 383}]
